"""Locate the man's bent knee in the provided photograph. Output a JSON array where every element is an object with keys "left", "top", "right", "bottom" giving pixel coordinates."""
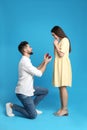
[
  {"left": 45, "top": 88, "right": 49, "bottom": 95},
  {"left": 28, "top": 112, "right": 37, "bottom": 119}
]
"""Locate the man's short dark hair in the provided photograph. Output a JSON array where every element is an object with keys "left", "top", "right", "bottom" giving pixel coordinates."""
[{"left": 18, "top": 41, "right": 28, "bottom": 54}]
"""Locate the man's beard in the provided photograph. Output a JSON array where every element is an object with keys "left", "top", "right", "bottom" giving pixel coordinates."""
[{"left": 29, "top": 52, "right": 33, "bottom": 55}]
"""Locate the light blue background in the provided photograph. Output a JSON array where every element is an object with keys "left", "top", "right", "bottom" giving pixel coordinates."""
[{"left": 0, "top": 0, "right": 87, "bottom": 130}]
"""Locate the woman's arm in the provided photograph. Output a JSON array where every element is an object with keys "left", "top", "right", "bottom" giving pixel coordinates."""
[{"left": 54, "top": 39, "right": 64, "bottom": 57}]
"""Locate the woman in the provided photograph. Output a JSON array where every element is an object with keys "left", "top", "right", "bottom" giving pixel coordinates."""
[{"left": 51, "top": 26, "right": 72, "bottom": 116}]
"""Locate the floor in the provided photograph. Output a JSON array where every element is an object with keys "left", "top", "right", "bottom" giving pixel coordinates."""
[{"left": 0, "top": 89, "right": 87, "bottom": 130}]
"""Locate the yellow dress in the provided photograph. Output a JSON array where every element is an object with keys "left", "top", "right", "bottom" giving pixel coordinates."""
[{"left": 53, "top": 37, "right": 72, "bottom": 87}]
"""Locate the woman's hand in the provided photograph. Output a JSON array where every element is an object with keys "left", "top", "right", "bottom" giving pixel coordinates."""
[
  {"left": 53, "top": 40, "right": 64, "bottom": 57},
  {"left": 54, "top": 39, "right": 58, "bottom": 46},
  {"left": 54, "top": 39, "right": 60, "bottom": 51}
]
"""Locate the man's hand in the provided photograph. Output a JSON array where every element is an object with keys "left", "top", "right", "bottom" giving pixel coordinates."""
[
  {"left": 44, "top": 53, "right": 52, "bottom": 64},
  {"left": 37, "top": 53, "right": 52, "bottom": 74}
]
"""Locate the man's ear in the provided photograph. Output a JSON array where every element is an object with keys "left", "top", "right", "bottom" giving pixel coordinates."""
[{"left": 23, "top": 48, "right": 27, "bottom": 53}]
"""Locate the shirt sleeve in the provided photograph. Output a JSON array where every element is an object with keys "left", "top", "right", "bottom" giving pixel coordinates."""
[
  {"left": 60, "top": 38, "right": 69, "bottom": 53},
  {"left": 24, "top": 59, "right": 42, "bottom": 77}
]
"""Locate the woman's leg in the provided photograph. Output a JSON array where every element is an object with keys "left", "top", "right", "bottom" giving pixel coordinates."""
[
  {"left": 55, "top": 86, "right": 68, "bottom": 116},
  {"left": 59, "top": 86, "right": 68, "bottom": 110}
]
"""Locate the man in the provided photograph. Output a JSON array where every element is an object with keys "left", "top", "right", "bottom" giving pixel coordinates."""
[{"left": 6, "top": 41, "right": 52, "bottom": 119}]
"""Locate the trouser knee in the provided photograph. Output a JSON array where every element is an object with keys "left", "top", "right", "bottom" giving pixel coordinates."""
[
  {"left": 45, "top": 88, "right": 49, "bottom": 95},
  {"left": 28, "top": 112, "right": 37, "bottom": 119}
]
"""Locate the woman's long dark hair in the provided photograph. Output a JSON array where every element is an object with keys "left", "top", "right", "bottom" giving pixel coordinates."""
[{"left": 51, "top": 26, "right": 71, "bottom": 53}]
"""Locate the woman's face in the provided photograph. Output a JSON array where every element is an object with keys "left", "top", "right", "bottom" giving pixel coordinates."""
[{"left": 52, "top": 32, "right": 59, "bottom": 40}]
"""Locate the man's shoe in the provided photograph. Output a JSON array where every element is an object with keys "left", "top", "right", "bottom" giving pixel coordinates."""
[
  {"left": 36, "top": 109, "right": 43, "bottom": 115},
  {"left": 6, "top": 102, "right": 15, "bottom": 117}
]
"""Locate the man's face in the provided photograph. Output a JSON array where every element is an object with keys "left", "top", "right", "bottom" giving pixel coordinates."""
[{"left": 24, "top": 44, "right": 33, "bottom": 55}]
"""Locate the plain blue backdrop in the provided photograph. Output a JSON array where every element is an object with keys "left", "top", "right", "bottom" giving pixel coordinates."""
[{"left": 0, "top": 0, "right": 87, "bottom": 130}]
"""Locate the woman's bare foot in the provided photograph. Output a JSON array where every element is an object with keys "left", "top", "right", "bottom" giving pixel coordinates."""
[
  {"left": 58, "top": 109, "right": 68, "bottom": 116},
  {"left": 54, "top": 109, "right": 68, "bottom": 116},
  {"left": 54, "top": 108, "right": 61, "bottom": 115},
  {"left": 56, "top": 109, "right": 62, "bottom": 114}
]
